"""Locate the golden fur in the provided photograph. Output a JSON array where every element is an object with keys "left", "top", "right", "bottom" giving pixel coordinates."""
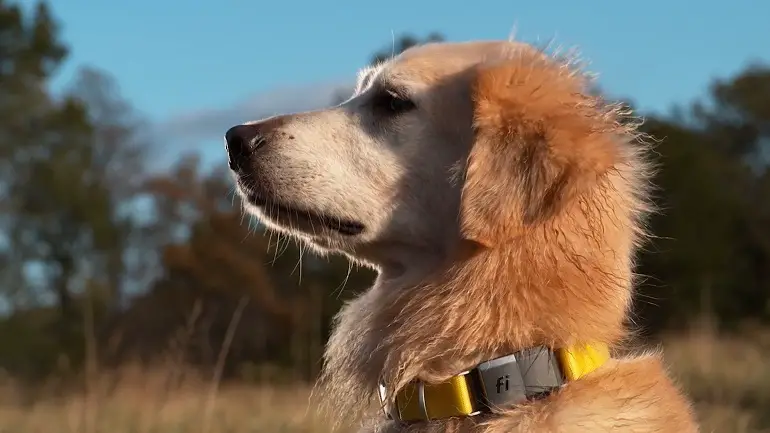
[
  {"left": 317, "top": 45, "right": 697, "bottom": 432},
  {"left": 228, "top": 40, "right": 700, "bottom": 432}
]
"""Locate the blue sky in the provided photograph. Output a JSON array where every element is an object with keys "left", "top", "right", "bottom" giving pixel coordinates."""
[{"left": 25, "top": 0, "right": 770, "bottom": 167}]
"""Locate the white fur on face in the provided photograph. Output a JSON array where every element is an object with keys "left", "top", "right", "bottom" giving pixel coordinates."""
[{"left": 244, "top": 103, "right": 406, "bottom": 244}]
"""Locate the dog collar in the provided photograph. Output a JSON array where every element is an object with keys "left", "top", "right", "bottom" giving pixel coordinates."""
[{"left": 378, "top": 343, "right": 610, "bottom": 422}]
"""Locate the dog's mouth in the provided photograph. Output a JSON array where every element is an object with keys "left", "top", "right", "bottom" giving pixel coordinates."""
[{"left": 244, "top": 190, "right": 365, "bottom": 236}]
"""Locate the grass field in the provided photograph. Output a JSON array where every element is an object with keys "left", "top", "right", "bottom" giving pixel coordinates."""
[
  {"left": 662, "top": 326, "right": 770, "bottom": 432},
  {"left": 1, "top": 326, "right": 768, "bottom": 433}
]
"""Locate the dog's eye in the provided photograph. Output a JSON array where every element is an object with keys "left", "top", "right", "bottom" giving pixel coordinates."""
[{"left": 373, "top": 90, "right": 416, "bottom": 114}]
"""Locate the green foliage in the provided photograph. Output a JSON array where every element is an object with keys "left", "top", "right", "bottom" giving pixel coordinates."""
[
  {"left": 634, "top": 66, "right": 770, "bottom": 332},
  {"left": 0, "top": 0, "right": 146, "bottom": 378}
]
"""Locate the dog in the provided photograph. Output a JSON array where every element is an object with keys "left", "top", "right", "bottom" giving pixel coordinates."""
[{"left": 225, "top": 40, "right": 699, "bottom": 432}]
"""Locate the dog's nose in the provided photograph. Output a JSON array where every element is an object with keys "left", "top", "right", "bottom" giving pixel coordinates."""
[{"left": 224, "top": 124, "right": 266, "bottom": 171}]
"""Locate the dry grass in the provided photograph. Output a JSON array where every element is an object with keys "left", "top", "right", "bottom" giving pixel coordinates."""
[
  {"left": 662, "top": 325, "right": 770, "bottom": 433},
  {"left": 1, "top": 327, "right": 769, "bottom": 433},
  {"left": 0, "top": 367, "right": 335, "bottom": 433}
]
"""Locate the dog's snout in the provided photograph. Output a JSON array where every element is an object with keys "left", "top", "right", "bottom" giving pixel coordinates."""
[
  {"left": 224, "top": 124, "right": 265, "bottom": 171},
  {"left": 224, "top": 116, "right": 290, "bottom": 172}
]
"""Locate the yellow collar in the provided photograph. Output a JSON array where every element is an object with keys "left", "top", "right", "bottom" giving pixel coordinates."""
[{"left": 380, "top": 343, "right": 610, "bottom": 422}]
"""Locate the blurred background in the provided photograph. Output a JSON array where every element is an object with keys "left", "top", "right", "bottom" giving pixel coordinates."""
[{"left": 1, "top": 0, "right": 769, "bottom": 432}]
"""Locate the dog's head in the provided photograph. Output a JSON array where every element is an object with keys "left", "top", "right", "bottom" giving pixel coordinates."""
[{"left": 226, "top": 40, "right": 646, "bottom": 276}]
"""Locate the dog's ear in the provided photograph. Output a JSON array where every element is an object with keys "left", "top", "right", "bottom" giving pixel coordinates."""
[{"left": 459, "top": 52, "right": 621, "bottom": 241}]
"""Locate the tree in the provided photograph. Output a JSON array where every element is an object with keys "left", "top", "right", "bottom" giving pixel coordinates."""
[
  {"left": 635, "top": 64, "right": 770, "bottom": 333},
  {"left": 0, "top": 1, "right": 149, "bottom": 377},
  {"left": 0, "top": 1, "right": 68, "bottom": 303}
]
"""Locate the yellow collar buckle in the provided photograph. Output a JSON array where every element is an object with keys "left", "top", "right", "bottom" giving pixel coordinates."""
[{"left": 379, "top": 343, "right": 610, "bottom": 423}]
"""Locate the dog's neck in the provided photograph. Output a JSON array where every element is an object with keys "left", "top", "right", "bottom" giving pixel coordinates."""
[{"left": 317, "top": 230, "right": 633, "bottom": 428}]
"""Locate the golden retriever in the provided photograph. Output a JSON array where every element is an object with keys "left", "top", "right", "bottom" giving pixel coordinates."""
[{"left": 224, "top": 39, "right": 699, "bottom": 432}]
